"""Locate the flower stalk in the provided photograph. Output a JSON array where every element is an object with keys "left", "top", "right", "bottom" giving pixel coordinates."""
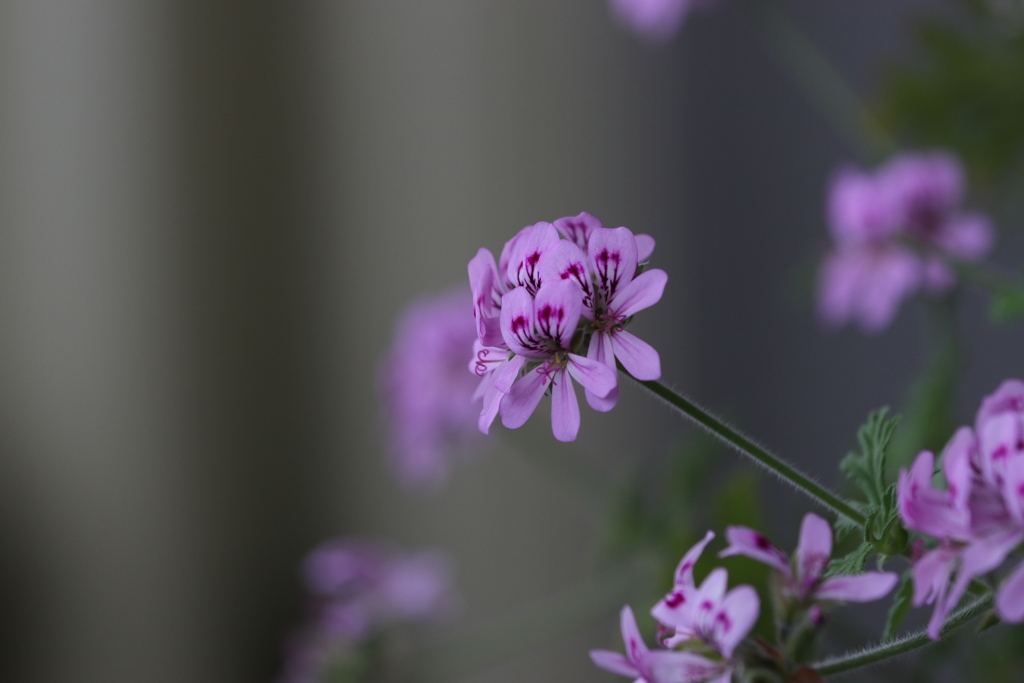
[
  {"left": 624, "top": 372, "right": 867, "bottom": 526},
  {"left": 813, "top": 594, "right": 992, "bottom": 676}
]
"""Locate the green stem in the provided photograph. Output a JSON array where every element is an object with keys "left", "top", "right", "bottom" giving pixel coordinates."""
[
  {"left": 624, "top": 373, "right": 866, "bottom": 526},
  {"left": 813, "top": 594, "right": 992, "bottom": 676}
]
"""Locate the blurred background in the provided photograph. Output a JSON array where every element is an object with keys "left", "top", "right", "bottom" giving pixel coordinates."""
[{"left": 0, "top": 1, "right": 1019, "bottom": 682}]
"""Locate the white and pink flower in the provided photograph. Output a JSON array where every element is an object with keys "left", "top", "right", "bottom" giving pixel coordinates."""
[{"left": 467, "top": 213, "right": 666, "bottom": 441}]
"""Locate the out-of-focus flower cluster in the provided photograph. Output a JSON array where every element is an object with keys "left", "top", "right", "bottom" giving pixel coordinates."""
[
  {"left": 469, "top": 212, "right": 666, "bottom": 441},
  {"left": 898, "top": 379, "right": 1024, "bottom": 639},
  {"left": 818, "top": 151, "right": 993, "bottom": 333},
  {"left": 278, "top": 539, "right": 454, "bottom": 683},
  {"left": 380, "top": 288, "right": 482, "bottom": 489},
  {"left": 591, "top": 514, "right": 896, "bottom": 682},
  {"left": 609, "top": 0, "right": 720, "bottom": 43}
]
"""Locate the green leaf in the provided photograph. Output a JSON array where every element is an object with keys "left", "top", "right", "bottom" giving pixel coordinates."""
[
  {"left": 825, "top": 541, "right": 873, "bottom": 578},
  {"left": 831, "top": 510, "right": 862, "bottom": 544},
  {"left": 876, "top": 8, "right": 1024, "bottom": 186},
  {"left": 990, "top": 286, "right": 1024, "bottom": 323},
  {"left": 883, "top": 572, "right": 914, "bottom": 641},
  {"left": 840, "top": 409, "right": 901, "bottom": 509}
]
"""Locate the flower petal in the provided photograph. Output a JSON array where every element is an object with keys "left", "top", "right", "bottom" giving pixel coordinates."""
[
  {"left": 938, "top": 212, "right": 993, "bottom": 261},
  {"left": 505, "top": 222, "right": 559, "bottom": 293},
  {"left": 492, "top": 354, "right": 526, "bottom": 394},
  {"left": 646, "top": 651, "right": 727, "bottom": 683},
  {"left": 619, "top": 606, "right": 648, "bottom": 668},
  {"left": 975, "top": 379, "right": 1024, "bottom": 429},
  {"left": 567, "top": 352, "right": 618, "bottom": 400},
  {"left": 588, "top": 227, "right": 639, "bottom": 303},
  {"left": 997, "top": 560, "right": 1024, "bottom": 623},
  {"left": 499, "top": 366, "right": 549, "bottom": 429},
  {"left": 674, "top": 530, "right": 716, "bottom": 587},
  {"left": 538, "top": 240, "right": 594, "bottom": 318},
  {"left": 468, "top": 248, "right": 501, "bottom": 342},
  {"left": 714, "top": 585, "right": 759, "bottom": 659},
  {"left": 719, "top": 526, "right": 791, "bottom": 577},
  {"left": 585, "top": 330, "right": 618, "bottom": 412},
  {"left": 551, "top": 369, "right": 580, "bottom": 442},
  {"left": 533, "top": 279, "right": 584, "bottom": 350},
  {"left": 911, "top": 546, "right": 957, "bottom": 608},
  {"left": 476, "top": 373, "right": 502, "bottom": 435},
  {"left": 589, "top": 649, "right": 639, "bottom": 678},
  {"left": 941, "top": 427, "right": 976, "bottom": 513},
  {"left": 500, "top": 287, "right": 541, "bottom": 357},
  {"left": 610, "top": 329, "right": 661, "bottom": 381},
  {"left": 611, "top": 268, "right": 667, "bottom": 318},
  {"left": 635, "top": 233, "right": 655, "bottom": 262},
  {"left": 554, "top": 211, "right": 603, "bottom": 251},
  {"left": 816, "top": 572, "right": 898, "bottom": 603},
  {"left": 795, "top": 513, "right": 833, "bottom": 589}
]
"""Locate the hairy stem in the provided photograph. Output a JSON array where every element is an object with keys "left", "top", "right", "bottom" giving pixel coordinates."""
[
  {"left": 625, "top": 373, "right": 866, "bottom": 526},
  {"left": 813, "top": 594, "right": 992, "bottom": 676}
]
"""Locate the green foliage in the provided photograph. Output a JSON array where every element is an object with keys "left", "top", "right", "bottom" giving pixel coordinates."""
[
  {"left": 604, "top": 435, "right": 719, "bottom": 567},
  {"left": 882, "top": 572, "right": 914, "bottom": 642},
  {"left": 887, "top": 299, "right": 960, "bottom": 473},
  {"left": 838, "top": 410, "right": 909, "bottom": 559},
  {"left": 876, "top": 4, "right": 1024, "bottom": 186},
  {"left": 840, "top": 409, "right": 901, "bottom": 509},
  {"left": 989, "top": 284, "right": 1024, "bottom": 323},
  {"left": 825, "top": 540, "right": 872, "bottom": 578}
]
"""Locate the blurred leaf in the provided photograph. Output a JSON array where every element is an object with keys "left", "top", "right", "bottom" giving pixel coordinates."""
[
  {"left": 989, "top": 285, "right": 1024, "bottom": 322},
  {"left": 713, "top": 469, "right": 774, "bottom": 640},
  {"left": 876, "top": 7, "right": 1024, "bottom": 185},
  {"left": 888, "top": 298, "right": 959, "bottom": 474},
  {"left": 883, "top": 572, "right": 914, "bottom": 641}
]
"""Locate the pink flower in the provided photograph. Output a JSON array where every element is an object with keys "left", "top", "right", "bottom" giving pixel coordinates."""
[
  {"left": 380, "top": 288, "right": 483, "bottom": 488},
  {"left": 498, "top": 280, "right": 617, "bottom": 441},
  {"left": 651, "top": 533, "right": 760, "bottom": 672},
  {"left": 590, "top": 606, "right": 729, "bottom": 683},
  {"left": 609, "top": 0, "right": 719, "bottom": 43},
  {"left": 897, "top": 380, "right": 1024, "bottom": 637},
  {"left": 719, "top": 513, "right": 898, "bottom": 606},
  {"left": 818, "top": 151, "right": 994, "bottom": 333},
  {"left": 468, "top": 214, "right": 664, "bottom": 441},
  {"left": 541, "top": 225, "right": 667, "bottom": 410}
]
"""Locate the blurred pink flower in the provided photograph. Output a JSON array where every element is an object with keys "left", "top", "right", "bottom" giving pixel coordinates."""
[
  {"left": 380, "top": 288, "right": 482, "bottom": 488},
  {"left": 818, "top": 151, "right": 994, "bottom": 333},
  {"left": 609, "top": 0, "right": 719, "bottom": 43},
  {"left": 279, "top": 539, "right": 454, "bottom": 682}
]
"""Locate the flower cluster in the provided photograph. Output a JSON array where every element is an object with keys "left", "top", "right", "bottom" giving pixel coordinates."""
[
  {"left": 591, "top": 515, "right": 895, "bottom": 682},
  {"left": 278, "top": 539, "right": 453, "bottom": 683},
  {"left": 609, "top": 0, "right": 720, "bottom": 43},
  {"left": 898, "top": 379, "right": 1024, "bottom": 639},
  {"left": 380, "top": 288, "right": 482, "bottom": 489},
  {"left": 592, "top": 532, "right": 758, "bottom": 683},
  {"left": 818, "top": 151, "right": 993, "bottom": 333},
  {"left": 469, "top": 212, "right": 666, "bottom": 441}
]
